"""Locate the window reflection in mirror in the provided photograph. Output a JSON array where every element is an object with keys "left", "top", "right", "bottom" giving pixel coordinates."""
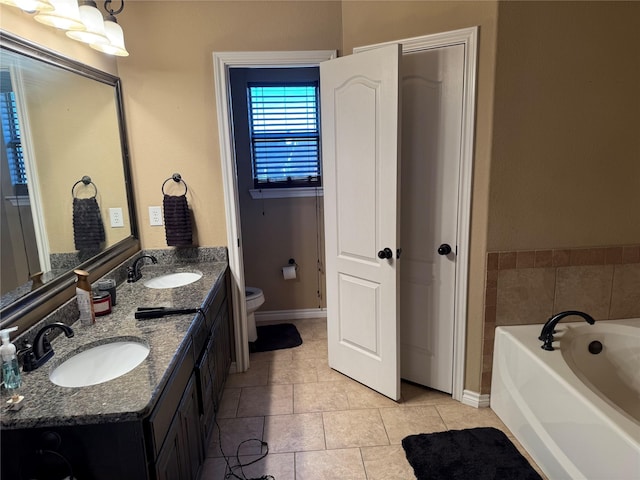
[{"left": 0, "top": 32, "right": 138, "bottom": 327}]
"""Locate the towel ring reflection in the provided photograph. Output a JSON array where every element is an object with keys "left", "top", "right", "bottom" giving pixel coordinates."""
[
  {"left": 162, "top": 173, "right": 188, "bottom": 196},
  {"left": 72, "top": 176, "right": 98, "bottom": 198}
]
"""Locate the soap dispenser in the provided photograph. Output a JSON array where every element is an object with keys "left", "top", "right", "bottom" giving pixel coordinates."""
[{"left": 0, "top": 326, "right": 22, "bottom": 391}]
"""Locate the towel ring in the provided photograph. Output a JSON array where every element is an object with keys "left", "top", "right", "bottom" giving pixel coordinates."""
[
  {"left": 72, "top": 176, "right": 98, "bottom": 198},
  {"left": 162, "top": 173, "right": 188, "bottom": 196}
]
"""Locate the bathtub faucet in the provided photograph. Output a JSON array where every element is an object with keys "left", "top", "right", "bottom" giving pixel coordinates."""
[{"left": 539, "top": 310, "right": 595, "bottom": 351}]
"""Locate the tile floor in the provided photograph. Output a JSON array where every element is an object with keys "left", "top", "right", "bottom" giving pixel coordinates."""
[{"left": 198, "top": 318, "right": 546, "bottom": 479}]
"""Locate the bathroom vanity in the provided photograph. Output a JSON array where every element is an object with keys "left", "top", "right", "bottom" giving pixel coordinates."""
[{"left": 0, "top": 259, "right": 233, "bottom": 480}]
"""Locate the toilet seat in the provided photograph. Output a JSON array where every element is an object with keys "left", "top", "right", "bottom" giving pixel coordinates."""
[
  {"left": 245, "top": 287, "right": 264, "bottom": 343},
  {"left": 245, "top": 287, "right": 265, "bottom": 312}
]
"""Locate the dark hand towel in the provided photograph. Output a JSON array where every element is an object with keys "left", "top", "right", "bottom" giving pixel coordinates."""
[
  {"left": 163, "top": 194, "right": 193, "bottom": 246},
  {"left": 73, "top": 197, "right": 105, "bottom": 252}
]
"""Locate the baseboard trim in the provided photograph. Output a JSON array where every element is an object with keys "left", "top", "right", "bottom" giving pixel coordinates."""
[
  {"left": 461, "top": 389, "right": 491, "bottom": 408},
  {"left": 255, "top": 308, "right": 327, "bottom": 323}
]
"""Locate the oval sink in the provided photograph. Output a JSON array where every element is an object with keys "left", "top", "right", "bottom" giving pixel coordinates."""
[
  {"left": 50, "top": 340, "right": 149, "bottom": 388},
  {"left": 143, "top": 272, "right": 202, "bottom": 289}
]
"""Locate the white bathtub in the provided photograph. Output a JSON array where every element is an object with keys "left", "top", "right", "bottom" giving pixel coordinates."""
[{"left": 491, "top": 318, "right": 640, "bottom": 480}]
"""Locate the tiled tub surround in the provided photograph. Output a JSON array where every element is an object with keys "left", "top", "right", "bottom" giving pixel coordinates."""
[
  {"left": 1, "top": 256, "right": 227, "bottom": 429},
  {"left": 481, "top": 244, "right": 640, "bottom": 393}
]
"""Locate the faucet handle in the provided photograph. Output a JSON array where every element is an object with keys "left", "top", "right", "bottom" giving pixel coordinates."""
[{"left": 19, "top": 340, "right": 37, "bottom": 372}]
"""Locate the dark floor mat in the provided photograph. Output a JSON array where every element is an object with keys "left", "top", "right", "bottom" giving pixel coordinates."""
[
  {"left": 249, "top": 323, "right": 303, "bottom": 353},
  {"left": 402, "top": 427, "right": 542, "bottom": 480}
]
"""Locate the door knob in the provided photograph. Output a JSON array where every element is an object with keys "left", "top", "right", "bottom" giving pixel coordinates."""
[
  {"left": 378, "top": 248, "right": 393, "bottom": 259},
  {"left": 437, "top": 244, "right": 452, "bottom": 256}
]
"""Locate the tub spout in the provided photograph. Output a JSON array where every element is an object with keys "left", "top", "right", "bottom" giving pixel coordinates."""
[{"left": 539, "top": 310, "right": 595, "bottom": 351}]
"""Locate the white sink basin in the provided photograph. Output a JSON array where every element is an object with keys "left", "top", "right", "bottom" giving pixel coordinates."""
[
  {"left": 50, "top": 340, "right": 149, "bottom": 388},
  {"left": 143, "top": 272, "right": 202, "bottom": 289}
]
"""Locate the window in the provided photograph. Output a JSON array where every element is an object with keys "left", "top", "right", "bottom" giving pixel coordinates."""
[
  {"left": 247, "top": 82, "right": 321, "bottom": 189},
  {"left": 1, "top": 71, "right": 27, "bottom": 195}
]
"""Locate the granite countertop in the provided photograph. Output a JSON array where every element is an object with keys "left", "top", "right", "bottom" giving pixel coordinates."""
[{"left": 1, "top": 261, "right": 228, "bottom": 430}]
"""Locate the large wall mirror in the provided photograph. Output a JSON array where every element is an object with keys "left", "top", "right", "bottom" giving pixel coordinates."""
[{"left": 0, "top": 31, "right": 139, "bottom": 331}]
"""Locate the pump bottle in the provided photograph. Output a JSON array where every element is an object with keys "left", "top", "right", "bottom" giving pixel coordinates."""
[{"left": 1, "top": 326, "right": 22, "bottom": 391}]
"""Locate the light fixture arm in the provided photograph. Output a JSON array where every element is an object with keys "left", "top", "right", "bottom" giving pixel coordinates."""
[{"left": 103, "top": 0, "right": 124, "bottom": 17}]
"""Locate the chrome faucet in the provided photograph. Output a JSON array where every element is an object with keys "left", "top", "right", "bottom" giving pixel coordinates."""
[
  {"left": 539, "top": 310, "right": 595, "bottom": 351},
  {"left": 21, "top": 322, "right": 75, "bottom": 371},
  {"left": 127, "top": 254, "right": 158, "bottom": 283}
]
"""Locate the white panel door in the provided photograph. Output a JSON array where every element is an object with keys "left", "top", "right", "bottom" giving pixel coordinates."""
[
  {"left": 399, "top": 45, "right": 464, "bottom": 393},
  {"left": 320, "top": 44, "right": 401, "bottom": 400}
]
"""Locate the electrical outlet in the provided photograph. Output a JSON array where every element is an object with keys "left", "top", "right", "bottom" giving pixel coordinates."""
[
  {"left": 109, "top": 207, "right": 124, "bottom": 228},
  {"left": 149, "top": 206, "right": 163, "bottom": 226}
]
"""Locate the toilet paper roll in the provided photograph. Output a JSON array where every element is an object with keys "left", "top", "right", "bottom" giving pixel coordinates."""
[{"left": 282, "top": 265, "right": 297, "bottom": 280}]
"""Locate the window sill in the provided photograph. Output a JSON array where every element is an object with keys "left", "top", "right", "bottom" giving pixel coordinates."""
[{"left": 249, "top": 187, "right": 323, "bottom": 199}]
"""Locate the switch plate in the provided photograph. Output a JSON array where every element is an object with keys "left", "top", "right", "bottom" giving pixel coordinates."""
[
  {"left": 109, "top": 207, "right": 124, "bottom": 228},
  {"left": 149, "top": 206, "right": 163, "bottom": 226}
]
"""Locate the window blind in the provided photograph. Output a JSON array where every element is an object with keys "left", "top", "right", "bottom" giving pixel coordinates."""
[
  {"left": 0, "top": 91, "right": 27, "bottom": 188},
  {"left": 248, "top": 83, "right": 321, "bottom": 187}
]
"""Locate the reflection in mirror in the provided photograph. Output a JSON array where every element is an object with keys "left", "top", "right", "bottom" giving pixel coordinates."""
[{"left": 0, "top": 32, "right": 138, "bottom": 330}]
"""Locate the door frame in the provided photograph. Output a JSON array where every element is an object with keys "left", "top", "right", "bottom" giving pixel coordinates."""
[
  {"left": 355, "top": 27, "right": 478, "bottom": 402},
  {"left": 213, "top": 50, "right": 337, "bottom": 373}
]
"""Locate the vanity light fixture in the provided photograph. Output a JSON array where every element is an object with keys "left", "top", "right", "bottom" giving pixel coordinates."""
[
  {"left": 33, "top": 0, "right": 85, "bottom": 31},
  {"left": 66, "top": 0, "right": 109, "bottom": 45},
  {"left": 89, "top": 0, "right": 128, "bottom": 57},
  {"left": 0, "top": 0, "right": 53, "bottom": 13},
  {"left": 1, "top": 0, "right": 128, "bottom": 56}
]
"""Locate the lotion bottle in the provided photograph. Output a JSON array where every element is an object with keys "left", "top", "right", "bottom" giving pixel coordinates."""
[
  {"left": 75, "top": 269, "right": 95, "bottom": 326},
  {"left": 0, "top": 326, "right": 21, "bottom": 391}
]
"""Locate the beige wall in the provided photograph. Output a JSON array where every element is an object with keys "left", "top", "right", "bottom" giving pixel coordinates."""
[
  {"left": 117, "top": 1, "right": 342, "bottom": 252},
  {"left": 489, "top": 1, "right": 640, "bottom": 251},
  {"left": 26, "top": 71, "right": 129, "bottom": 253}
]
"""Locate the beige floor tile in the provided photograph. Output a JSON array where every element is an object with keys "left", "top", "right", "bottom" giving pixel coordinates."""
[
  {"left": 346, "top": 381, "right": 400, "bottom": 409},
  {"left": 294, "top": 381, "right": 350, "bottom": 413},
  {"left": 225, "top": 361, "right": 269, "bottom": 388},
  {"left": 263, "top": 412, "right": 326, "bottom": 453},
  {"left": 379, "top": 405, "right": 447, "bottom": 444},
  {"left": 209, "top": 416, "right": 264, "bottom": 458},
  {"left": 316, "top": 362, "right": 352, "bottom": 383},
  {"left": 197, "top": 457, "right": 228, "bottom": 479},
  {"left": 400, "top": 382, "right": 456, "bottom": 406},
  {"left": 250, "top": 347, "right": 294, "bottom": 364},
  {"left": 361, "top": 444, "right": 416, "bottom": 480},
  {"left": 269, "top": 359, "right": 318, "bottom": 384},
  {"left": 216, "top": 387, "right": 240, "bottom": 419},
  {"left": 292, "top": 318, "right": 328, "bottom": 341},
  {"left": 323, "top": 409, "right": 389, "bottom": 449},
  {"left": 435, "top": 403, "right": 509, "bottom": 432},
  {"left": 291, "top": 338, "right": 328, "bottom": 361},
  {"left": 225, "top": 453, "right": 295, "bottom": 480},
  {"left": 295, "top": 448, "right": 367, "bottom": 480},
  {"left": 237, "top": 384, "right": 293, "bottom": 417}
]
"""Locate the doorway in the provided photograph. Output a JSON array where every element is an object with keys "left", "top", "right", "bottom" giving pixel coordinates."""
[{"left": 215, "top": 28, "right": 477, "bottom": 402}]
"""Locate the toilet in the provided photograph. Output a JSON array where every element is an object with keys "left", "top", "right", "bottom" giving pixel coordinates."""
[{"left": 245, "top": 287, "right": 265, "bottom": 342}]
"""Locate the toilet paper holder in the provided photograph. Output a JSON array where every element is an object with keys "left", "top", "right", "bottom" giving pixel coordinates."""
[{"left": 281, "top": 258, "right": 298, "bottom": 280}]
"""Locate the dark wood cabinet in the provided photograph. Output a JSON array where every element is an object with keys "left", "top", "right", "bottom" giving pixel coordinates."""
[
  {"left": 1, "top": 267, "right": 233, "bottom": 480},
  {"left": 149, "top": 266, "right": 232, "bottom": 480}
]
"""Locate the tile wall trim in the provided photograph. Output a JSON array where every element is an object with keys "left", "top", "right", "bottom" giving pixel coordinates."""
[{"left": 481, "top": 244, "right": 640, "bottom": 394}]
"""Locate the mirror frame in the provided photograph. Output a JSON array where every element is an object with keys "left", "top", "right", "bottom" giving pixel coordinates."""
[{"left": 0, "top": 31, "right": 139, "bottom": 331}]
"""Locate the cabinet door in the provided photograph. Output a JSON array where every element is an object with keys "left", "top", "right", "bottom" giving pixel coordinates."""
[
  {"left": 179, "top": 374, "right": 203, "bottom": 479},
  {"left": 155, "top": 374, "right": 202, "bottom": 480},
  {"left": 155, "top": 419, "right": 182, "bottom": 480}
]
